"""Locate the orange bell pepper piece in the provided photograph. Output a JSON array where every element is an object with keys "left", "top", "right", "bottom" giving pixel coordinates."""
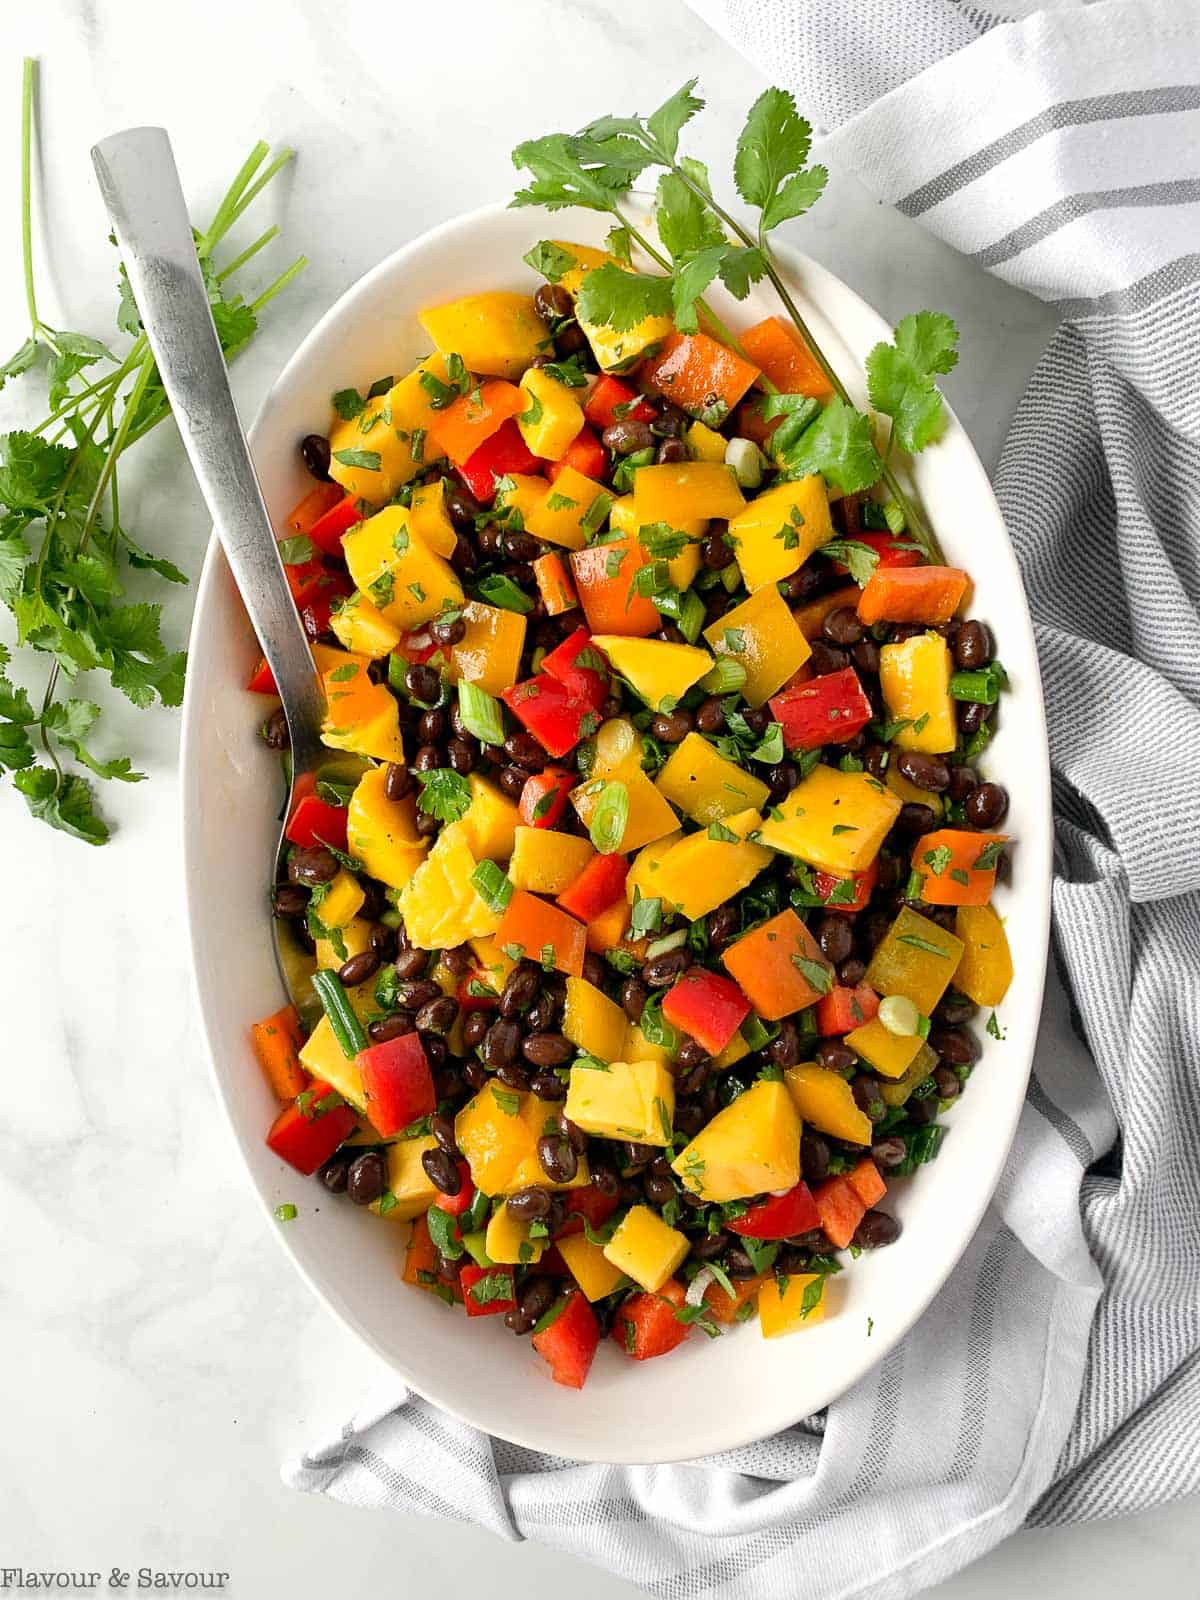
[
  {"left": 585, "top": 896, "right": 631, "bottom": 953},
  {"left": 495, "top": 889, "right": 587, "bottom": 976},
  {"left": 911, "top": 829, "right": 1007, "bottom": 906},
  {"left": 640, "top": 332, "right": 761, "bottom": 420},
  {"left": 427, "top": 380, "right": 526, "bottom": 467},
  {"left": 250, "top": 1003, "right": 307, "bottom": 1101},
  {"left": 791, "top": 584, "right": 862, "bottom": 641},
  {"left": 569, "top": 538, "right": 660, "bottom": 637},
  {"left": 703, "top": 1271, "right": 769, "bottom": 1325},
  {"left": 533, "top": 551, "right": 578, "bottom": 617},
  {"left": 721, "top": 909, "right": 834, "bottom": 1021},
  {"left": 812, "top": 1176, "right": 866, "bottom": 1250},
  {"left": 846, "top": 1157, "right": 887, "bottom": 1209},
  {"left": 857, "top": 565, "right": 970, "bottom": 625},
  {"left": 738, "top": 315, "right": 832, "bottom": 398},
  {"left": 286, "top": 480, "right": 344, "bottom": 536}
]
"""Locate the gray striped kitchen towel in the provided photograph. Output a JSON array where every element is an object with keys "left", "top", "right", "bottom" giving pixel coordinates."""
[{"left": 286, "top": 2, "right": 1200, "bottom": 1591}]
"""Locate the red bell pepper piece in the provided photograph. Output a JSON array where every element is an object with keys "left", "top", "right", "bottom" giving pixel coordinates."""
[
  {"left": 661, "top": 970, "right": 751, "bottom": 1056},
  {"left": 540, "top": 626, "right": 610, "bottom": 710},
  {"left": 247, "top": 655, "right": 277, "bottom": 695},
  {"left": 814, "top": 981, "right": 880, "bottom": 1037},
  {"left": 286, "top": 479, "right": 344, "bottom": 534},
  {"left": 502, "top": 676, "right": 596, "bottom": 759},
  {"left": 457, "top": 961, "right": 502, "bottom": 1012},
  {"left": 583, "top": 375, "right": 656, "bottom": 431},
  {"left": 557, "top": 852, "right": 628, "bottom": 920},
  {"left": 284, "top": 772, "right": 349, "bottom": 853},
  {"left": 457, "top": 419, "right": 544, "bottom": 504},
  {"left": 611, "top": 1278, "right": 689, "bottom": 1361},
  {"left": 812, "top": 858, "right": 879, "bottom": 915},
  {"left": 436, "top": 1163, "right": 477, "bottom": 1218},
  {"left": 355, "top": 1032, "right": 435, "bottom": 1138},
  {"left": 730, "top": 1181, "right": 821, "bottom": 1240},
  {"left": 769, "top": 666, "right": 874, "bottom": 751},
  {"left": 266, "top": 1080, "right": 358, "bottom": 1176},
  {"left": 519, "top": 767, "right": 576, "bottom": 829},
  {"left": 306, "top": 492, "right": 364, "bottom": 558},
  {"left": 392, "top": 628, "right": 442, "bottom": 666},
  {"left": 286, "top": 558, "right": 353, "bottom": 638},
  {"left": 828, "top": 530, "right": 921, "bottom": 576},
  {"left": 812, "top": 1176, "right": 868, "bottom": 1250},
  {"left": 460, "top": 1263, "right": 518, "bottom": 1318},
  {"left": 532, "top": 1288, "right": 601, "bottom": 1387},
  {"left": 846, "top": 1157, "right": 887, "bottom": 1209},
  {"left": 547, "top": 424, "right": 606, "bottom": 484},
  {"left": 554, "top": 1179, "right": 621, "bottom": 1240}
]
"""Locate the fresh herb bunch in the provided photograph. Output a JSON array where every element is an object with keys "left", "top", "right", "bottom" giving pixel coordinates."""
[
  {"left": 0, "top": 58, "right": 306, "bottom": 843},
  {"left": 511, "top": 80, "right": 957, "bottom": 562}
]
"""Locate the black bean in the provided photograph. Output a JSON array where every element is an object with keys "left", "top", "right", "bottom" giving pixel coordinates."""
[
  {"left": 415, "top": 996, "right": 458, "bottom": 1034},
  {"left": 412, "top": 744, "right": 441, "bottom": 775},
  {"left": 415, "top": 708, "right": 445, "bottom": 745},
  {"left": 643, "top": 947, "right": 691, "bottom": 987},
  {"left": 522, "top": 1032, "right": 573, "bottom": 1068},
  {"left": 287, "top": 846, "right": 338, "bottom": 887},
  {"left": 889, "top": 622, "right": 926, "bottom": 643},
  {"left": 347, "top": 1151, "right": 386, "bottom": 1206},
  {"left": 272, "top": 883, "right": 308, "bottom": 918},
  {"left": 838, "top": 956, "right": 867, "bottom": 986},
  {"left": 816, "top": 1041, "right": 856, "bottom": 1073},
  {"left": 656, "top": 622, "right": 688, "bottom": 645},
  {"left": 815, "top": 914, "right": 853, "bottom": 965},
  {"left": 503, "top": 731, "right": 546, "bottom": 773},
  {"left": 650, "top": 709, "right": 693, "bottom": 744},
  {"left": 780, "top": 562, "right": 824, "bottom": 602},
  {"left": 621, "top": 978, "right": 648, "bottom": 1022},
  {"left": 500, "top": 963, "right": 540, "bottom": 1017},
  {"left": 851, "top": 637, "right": 881, "bottom": 676},
  {"left": 676, "top": 1061, "right": 708, "bottom": 1097},
  {"left": 440, "top": 943, "right": 474, "bottom": 976},
  {"left": 261, "top": 707, "right": 289, "bottom": 749},
  {"left": 300, "top": 432, "right": 332, "bottom": 480},
  {"left": 530, "top": 1071, "right": 566, "bottom": 1101},
  {"left": 496, "top": 1061, "right": 530, "bottom": 1091},
  {"left": 383, "top": 762, "right": 414, "bottom": 802},
  {"left": 337, "top": 950, "right": 380, "bottom": 989},
  {"left": 896, "top": 751, "right": 951, "bottom": 793},
  {"left": 958, "top": 699, "right": 992, "bottom": 735},
  {"left": 871, "top": 1135, "right": 908, "bottom": 1169},
  {"left": 701, "top": 532, "right": 732, "bottom": 570},
  {"left": 419, "top": 1031, "right": 448, "bottom": 1070},
  {"left": 525, "top": 990, "right": 560, "bottom": 1032},
  {"left": 404, "top": 663, "right": 441, "bottom": 705},
  {"left": 392, "top": 946, "right": 429, "bottom": 981},
  {"left": 935, "top": 991, "right": 977, "bottom": 1027},
  {"left": 644, "top": 1174, "right": 676, "bottom": 1207},
  {"left": 653, "top": 404, "right": 687, "bottom": 438},
  {"left": 553, "top": 321, "right": 588, "bottom": 358},
  {"left": 675, "top": 1039, "right": 708, "bottom": 1074},
  {"left": 801, "top": 1132, "right": 831, "bottom": 1183},
  {"left": 534, "top": 283, "right": 573, "bottom": 323},
  {"left": 858, "top": 909, "right": 893, "bottom": 954},
  {"left": 954, "top": 620, "right": 991, "bottom": 670},
  {"left": 725, "top": 1246, "right": 758, "bottom": 1280},
  {"left": 854, "top": 1209, "right": 901, "bottom": 1249},
  {"left": 562, "top": 1118, "right": 588, "bottom": 1156},
  {"left": 319, "top": 1154, "right": 350, "bottom": 1194},
  {"left": 430, "top": 1114, "right": 459, "bottom": 1156},
  {"left": 429, "top": 614, "right": 467, "bottom": 648},
  {"left": 767, "top": 1019, "right": 802, "bottom": 1069},
  {"left": 655, "top": 437, "right": 688, "bottom": 465},
  {"left": 397, "top": 978, "right": 441, "bottom": 1010},
  {"left": 695, "top": 695, "right": 725, "bottom": 734},
  {"left": 675, "top": 1103, "right": 705, "bottom": 1138},
  {"left": 367, "top": 1013, "right": 414, "bottom": 1045},
  {"left": 602, "top": 418, "right": 654, "bottom": 456},
  {"left": 498, "top": 764, "right": 528, "bottom": 798},
  {"left": 435, "top": 1252, "right": 461, "bottom": 1284},
  {"left": 822, "top": 606, "right": 864, "bottom": 646},
  {"left": 907, "top": 1092, "right": 939, "bottom": 1126},
  {"left": 691, "top": 1231, "right": 728, "bottom": 1261},
  {"left": 852, "top": 1074, "right": 888, "bottom": 1123},
  {"left": 929, "top": 1026, "right": 979, "bottom": 1066},
  {"left": 582, "top": 952, "right": 606, "bottom": 990},
  {"left": 507, "top": 1186, "right": 552, "bottom": 1223},
  {"left": 505, "top": 1274, "right": 556, "bottom": 1335},
  {"left": 809, "top": 640, "right": 849, "bottom": 676},
  {"left": 934, "top": 1065, "right": 962, "bottom": 1100},
  {"left": 965, "top": 782, "right": 1008, "bottom": 829},
  {"left": 537, "top": 1133, "right": 578, "bottom": 1184},
  {"left": 946, "top": 765, "right": 976, "bottom": 805},
  {"left": 421, "top": 1145, "right": 462, "bottom": 1196},
  {"left": 463, "top": 1058, "right": 487, "bottom": 1091},
  {"left": 462, "top": 1010, "right": 490, "bottom": 1050},
  {"left": 896, "top": 801, "right": 937, "bottom": 837},
  {"left": 482, "top": 1018, "right": 521, "bottom": 1067},
  {"left": 707, "top": 903, "right": 739, "bottom": 947},
  {"left": 741, "top": 706, "right": 770, "bottom": 737},
  {"left": 444, "top": 484, "right": 481, "bottom": 530}
]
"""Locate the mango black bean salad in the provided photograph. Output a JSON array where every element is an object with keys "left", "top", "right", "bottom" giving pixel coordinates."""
[{"left": 248, "top": 240, "right": 1014, "bottom": 1389}]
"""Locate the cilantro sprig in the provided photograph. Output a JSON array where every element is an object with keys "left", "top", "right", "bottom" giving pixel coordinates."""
[{"left": 1, "top": 59, "right": 305, "bottom": 843}]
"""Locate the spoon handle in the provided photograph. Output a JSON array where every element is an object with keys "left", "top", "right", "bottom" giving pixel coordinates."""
[{"left": 92, "top": 126, "right": 324, "bottom": 768}]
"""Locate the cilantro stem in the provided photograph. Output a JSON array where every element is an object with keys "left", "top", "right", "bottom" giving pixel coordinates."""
[
  {"left": 216, "top": 224, "right": 279, "bottom": 282},
  {"left": 20, "top": 58, "right": 38, "bottom": 331}
]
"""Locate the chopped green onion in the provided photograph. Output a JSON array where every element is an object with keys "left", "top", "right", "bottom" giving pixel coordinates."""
[
  {"left": 699, "top": 657, "right": 747, "bottom": 695},
  {"left": 588, "top": 780, "right": 629, "bottom": 854},
  {"left": 274, "top": 1203, "right": 298, "bottom": 1222},
  {"left": 471, "top": 859, "right": 514, "bottom": 913},
  {"left": 645, "top": 928, "right": 688, "bottom": 960},
  {"left": 311, "top": 969, "right": 369, "bottom": 1059},
  {"left": 677, "top": 588, "right": 706, "bottom": 644},
  {"left": 949, "top": 668, "right": 1000, "bottom": 704},
  {"left": 720, "top": 561, "right": 741, "bottom": 593},
  {"left": 724, "top": 436, "right": 764, "bottom": 489},
  {"left": 475, "top": 573, "right": 534, "bottom": 614},
  {"left": 457, "top": 680, "right": 505, "bottom": 746},
  {"left": 877, "top": 994, "right": 920, "bottom": 1037}
]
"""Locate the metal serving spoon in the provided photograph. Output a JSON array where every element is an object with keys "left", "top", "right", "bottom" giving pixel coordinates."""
[{"left": 93, "top": 127, "right": 324, "bottom": 1007}]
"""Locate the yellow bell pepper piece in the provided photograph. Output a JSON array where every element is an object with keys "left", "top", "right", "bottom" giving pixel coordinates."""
[
  {"left": 702, "top": 584, "right": 811, "bottom": 707},
  {"left": 685, "top": 420, "right": 728, "bottom": 462},
  {"left": 785, "top": 1064, "right": 873, "bottom": 1144},
  {"left": 565, "top": 1058, "right": 675, "bottom": 1146},
  {"left": 525, "top": 466, "right": 611, "bottom": 551},
  {"left": 346, "top": 765, "right": 427, "bottom": 890},
  {"left": 667, "top": 539, "right": 703, "bottom": 591},
  {"left": 622, "top": 1019, "right": 673, "bottom": 1070},
  {"left": 551, "top": 240, "right": 613, "bottom": 297},
  {"left": 396, "top": 822, "right": 502, "bottom": 949},
  {"left": 495, "top": 472, "right": 550, "bottom": 529},
  {"left": 418, "top": 292, "right": 548, "bottom": 380},
  {"left": 517, "top": 367, "right": 585, "bottom": 461},
  {"left": 879, "top": 631, "right": 956, "bottom": 754},
  {"left": 408, "top": 478, "right": 457, "bottom": 558},
  {"left": 671, "top": 1080, "right": 801, "bottom": 1201},
  {"left": 571, "top": 769, "right": 680, "bottom": 855},
  {"left": 342, "top": 506, "right": 464, "bottom": 629},
  {"left": 329, "top": 592, "right": 402, "bottom": 659},
  {"left": 633, "top": 461, "right": 746, "bottom": 528},
  {"left": 757, "top": 765, "right": 901, "bottom": 876},
  {"left": 590, "top": 635, "right": 712, "bottom": 712},
  {"left": 953, "top": 903, "right": 1013, "bottom": 1006},
  {"left": 485, "top": 1200, "right": 546, "bottom": 1266},
  {"left": 562, "top": 976, "right": 628, "bottom": 1063},
  {"left": 608, "top": 494, "right": 637, "bottom": 539},
  {"left": 602, "top": 1204, "right": 689, "bottom": 1293},
  {"left": 844, "top": 1019, "right": 927, "bottom": 1080},
  {"left": 446, "top": 600, "right": 526, "bottom": 698},
  {"left": 654, "top": 731, "right": 769, "bottom": 823},
  {"left": 727, "top": 476, "right": 833, "bottom": 593},
  {"left": 315, "top": 869, "right": 364, "bottom": 930},
  {"left": 456, "top": 773, "right": 520, "bottom": 863},
  {"left": 609, "top": 495, "right": 706, "bottom": 552},
  {"left": 469, "top": 933, "right": 519, "bottom": 994},
  {"left": 556, "top": 1233, "right": 626, "bottom": 1301},
  {"left": 712, "top": 1030, "right": 752, "bottom": 1071},
  {"left": 865, "top": 906, "right": 965, "bottom": 1016},
  {"left": 326, "top": 356, "right": 449, "bottom": 505},
  {"left": 758, "top": 1273, "right": 827, "bottom": 1337},
  {"left": 880, "top": 1043, "right": 938, "bottom": 1106},
  {"left": 298, "top": 1015, "right": 367, "bottom": 1111},
  {"left": 509, "top": 826, "right": 595, "bottom": 894},
  {"left": 649, "top": 807, "right": 772, "bottom": 921},
  {"left": 624, "top": 831, "right": 683, "bottom": 909},
  {"left": 369, "top": 1137, "right": 441, "bottom": 1221},
  {"left": 315, "top": 914, "right": 373, "bottom": 972}
]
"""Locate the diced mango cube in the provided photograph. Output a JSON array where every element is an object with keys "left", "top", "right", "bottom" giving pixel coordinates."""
[
  {"left": 879, "top": 631, "right": 956, "bottom": 754},
  {"left": 330, "top": 592, "right": 403, "bottom": 658},
  {"left": 517, "top": 367, "right": 585, "bottom": 461},
  {"left": 953, "top": 903, "right": 1013, "bottom": 1007},
  {"left": 591, "top": 636, "right": 712, "bottom": 713},
  {"left": 602, "top": 1204, "right": 689, "bottom": 1293},
  {"left": 785, "top": 1064, "right": 873, "bottom": 1144},
  {"left": 845, "top": 1019, "right": 927, "bottom": 1080},
  {"left": 865, "top": 906, "right": 964, "bottom": 1016},
  {"left": 526, "top": 466, "right": 611, "bottom": 552},
  {"left": 570, "top": 770, "right": 680, "bottom": 855},
  {"left": 446, "top": 600, "right": 527, "bottom": 698},
  {"left": 564, "top": 1059, "right": 675, "bottom": 1146},
  {"left": 758, "top": 1272, "right": 827, "bottom": 1337},
  {"left": 408, "top": 478, "right": 457, "bottom": 558},
  {"left": 633, "top": 461, "right": 746, "bottom": 528},
  {"left": 346, "top": 765, "right": 427, "bottom": 890},
  {"left": 317, "top": 869, "right": 364, "bottom": 929},
  {"left": 648, "top": 808, "right": 771, "bottom": 922},
  {"left": 703, "top": 584, "right": 811, "bottom": 707},
  {"left": 298, "top": 1015, "right": 367, "bottom": 1112},
  {"left": 510, "top": 827, "right": 595, "bottom": 895},
  {"left": 727, "top": 476, "right": 833, "bottom": 593},
  {"left": 654, "top": 732, "right": 769, "bottom": 823},
  {"left": 556, "top": 1233, "right": 626, "bottom": 1301},
  {"left": 369, "top": 1136, "right": 440, "bottom": 1221},
  {"left": 418, "top": 292, "right": 549, "bottom": 380},
  {"left": 757, "top": 765, "right": 901, "bottom": 876},
  {"left": 484, "top": 1199, "right": 546, "bottom": 1265},
  {"left": 562, "top": 976, "right": 628, "bottom": 1063},
  {"left": 397, "top": 823, "right": 502, "bottom": 949},
  {"left": 671, "top": 1080, "right": 801, "bottom": 1201},
  {"left": 456, "top": 773, "right": 520, "bottom": 863}
]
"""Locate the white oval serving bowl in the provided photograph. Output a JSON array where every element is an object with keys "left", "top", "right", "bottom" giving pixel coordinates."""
[{"left": 181, "top": 202, "right": 1052, "bottom": 1464}]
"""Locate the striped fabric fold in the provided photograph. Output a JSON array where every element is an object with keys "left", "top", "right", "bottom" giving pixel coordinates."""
[{"left": 287, "top": 3, "right": 1200, "bottom": 1591}]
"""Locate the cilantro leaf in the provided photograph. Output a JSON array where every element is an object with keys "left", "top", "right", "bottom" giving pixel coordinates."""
[
  {"left": 14, "top": 767, "right": 108, "bottom": 845},
  {"left": 896, "top": 310, "right": 960, "bottom": 376},
  {"left": 41, "top": 699, "right": 144, "bottom": 783},
  {"left": 523, "top": 241, "right": 578, "bottom": 283},
  {"left": 576, "top": 262, "right": 673, "bottom": 333},
  {"left": 510, "top": 133, "right": 650, "bottom": 212},
  {"left": 645, "top": 80, "right": 705, "bottom": 161},
  {"left": 775, "top": 397, "right": 882, "bottom": 495},
  {"left": 866, "top": 312, "right": 960, "bottom": 454},
  {"left": 655, "top": 170, "right": 725, "bottom": 261},
  {"left": 415, "top": 767, "right": 473, "bottom": 824},
  {"left": 734, "top": 88, "right": 829, "bottom": 232},
  {"left": 820, "top": 538, "right": 880, "bottom": 587}
]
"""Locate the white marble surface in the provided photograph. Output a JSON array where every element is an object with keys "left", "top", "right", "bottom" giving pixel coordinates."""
[{"left": 1, "top": 1, "right": 1196, "bottom": 1595}]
